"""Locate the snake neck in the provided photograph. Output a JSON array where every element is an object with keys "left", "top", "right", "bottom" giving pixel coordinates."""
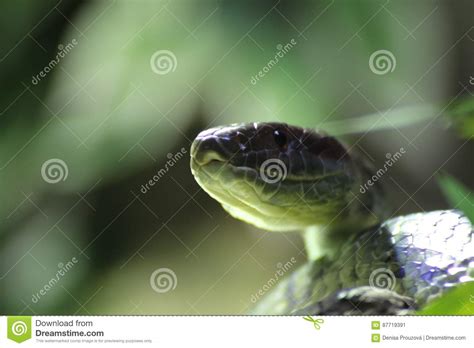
[
  {"left": 302, "top": 163, "right": 387, "bottom": 261},
  {"left": 302, "top": 225, "right": 353, "bottom": 260},
  {"left": 303, "top": 216, "right": 378, "bottom": 261},
  {"left": 302, "top": 214, "right": 384, "bottom": 261},
  {"left": 302, "top": 226, "right": 331, "bottom": 260}
]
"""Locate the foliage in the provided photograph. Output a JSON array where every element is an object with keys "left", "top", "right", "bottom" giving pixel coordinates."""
[
  {"left": 418, "top": 283, "right": 474, "bottom": 315},
  {"left": 438, "top": 174, "right": 474, "bottom": 223}
]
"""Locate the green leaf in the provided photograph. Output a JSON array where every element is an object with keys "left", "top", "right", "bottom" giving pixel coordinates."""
[
  {"left": 417, "top": 282, "right": 474, "bottom": 315},
  {"left": 438, "top": 174, "right": 474, "bottom": 222},
  {"left": 446, "top": 97, "right": 474, "bottom": 138}
]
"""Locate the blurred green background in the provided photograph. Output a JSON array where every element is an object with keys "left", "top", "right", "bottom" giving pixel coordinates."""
[{"left": 1, "top": 0, "right": 473, "bottom": 314}]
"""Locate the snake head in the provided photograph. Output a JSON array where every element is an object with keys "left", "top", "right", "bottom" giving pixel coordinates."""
[{"left": 190, "top": 122, "right": 358, "bottom": 232}]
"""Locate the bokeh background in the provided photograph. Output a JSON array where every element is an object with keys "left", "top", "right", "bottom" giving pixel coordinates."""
[{"left": 1, "top": 0, "right": 473, "bottom": 314}]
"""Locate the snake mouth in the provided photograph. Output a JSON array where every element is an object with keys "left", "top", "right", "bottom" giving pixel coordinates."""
[{"left": 191, "top": 148, "right": 347, "bottom": 187}]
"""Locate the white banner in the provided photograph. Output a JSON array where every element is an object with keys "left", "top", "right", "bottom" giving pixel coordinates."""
[{"left": 1, "top": 316, "right": 473, "bottom": 347}]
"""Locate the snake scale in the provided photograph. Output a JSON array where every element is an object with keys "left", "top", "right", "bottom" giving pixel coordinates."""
[{"left": 190, "top": 122, "right": 474, "bottom": 315}]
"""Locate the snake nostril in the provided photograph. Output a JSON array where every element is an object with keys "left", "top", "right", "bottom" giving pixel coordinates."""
[
  {"left": 191, "top": 136, "right": 228, "bottom": 166},
  {"left": 198, "top": 150, "right": 227, "bottom": 165}
]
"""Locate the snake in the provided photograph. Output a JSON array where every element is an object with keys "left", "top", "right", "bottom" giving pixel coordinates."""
[{"left": 190, "top": 122, "right": 474, "bottom": 315}]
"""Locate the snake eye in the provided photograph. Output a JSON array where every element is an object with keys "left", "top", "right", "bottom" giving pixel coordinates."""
[{"left": 273, "top": 129, "right": 287, "bottom": 149}]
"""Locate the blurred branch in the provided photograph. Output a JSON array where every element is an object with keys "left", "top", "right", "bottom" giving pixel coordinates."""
[{"left": 320, "top": 103, "right": 440, "bottom": 135}]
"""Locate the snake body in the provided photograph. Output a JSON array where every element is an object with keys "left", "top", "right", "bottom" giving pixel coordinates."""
[{"left": 190, "top": 122, "right": 474, "bottom": 314}]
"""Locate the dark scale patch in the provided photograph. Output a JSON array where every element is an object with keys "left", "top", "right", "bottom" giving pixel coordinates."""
[
  {"left": 305, "top": 136, "right": 349, "bottom": 163},
  {"left": 396, "top": 266, "right": 406, "bottom": 279},
  {"left": 288, "top": 150, "right": 305, "bottom": 175}
]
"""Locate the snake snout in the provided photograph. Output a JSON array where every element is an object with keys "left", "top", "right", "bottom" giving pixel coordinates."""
[
  {"left": 191, "top": 128, "right": 242, "bottom": 167},
  {"left": 191, "top": 136, "right": 226, "bottom": 166}
]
